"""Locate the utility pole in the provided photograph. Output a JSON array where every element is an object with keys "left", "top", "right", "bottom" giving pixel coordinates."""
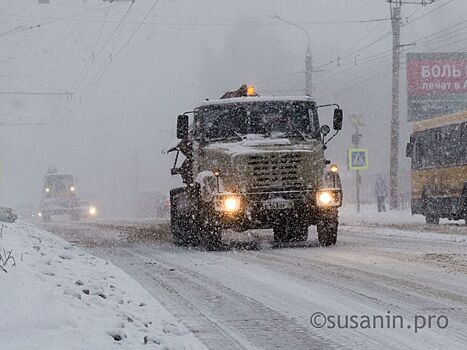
[
  {"left": 387, "top": 0, "right": 432, "bottom": 210},
  {"left": 305, "top": 48, "right": 313, "bottom": 96},
  {"left": 350, "top": 115, "right": 364, "bottom": 213},
  {"left": 353, "top": 127, "right": 362, "bottom": 213},
  {"left": 273, "top": 15, "right": 314, "bottom": 97},
  {"left": 389, "top": 1, "right": 402, "bottom": 210}
]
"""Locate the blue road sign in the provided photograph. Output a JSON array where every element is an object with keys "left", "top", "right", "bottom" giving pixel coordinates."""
[{"left": 348, "top": 148, "right": 368, "bottom": 170}]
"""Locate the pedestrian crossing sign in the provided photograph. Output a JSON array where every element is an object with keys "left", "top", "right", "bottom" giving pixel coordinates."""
[{"left": 348, "top": 148, "right": 368, "bottom": 170}]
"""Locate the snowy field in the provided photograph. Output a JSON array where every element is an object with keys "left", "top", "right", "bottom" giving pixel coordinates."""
[{"left": 0, "top": 221, "right": 206, "bottom": 350}]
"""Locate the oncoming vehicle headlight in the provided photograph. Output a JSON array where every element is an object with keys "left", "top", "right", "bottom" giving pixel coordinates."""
[
  {"left": 214, "top": 194, "right": 243, "bottom": 213},
  {"left": 88, "top": 206, "right": 97, "bottom": 216},
  {"left": 316, "top": 190, "right": 341, "bottom": 207}
]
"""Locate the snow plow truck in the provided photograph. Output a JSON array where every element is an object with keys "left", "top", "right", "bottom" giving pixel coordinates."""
[{"left": 168, "top": 85, "right": 344, "bottom": 249}]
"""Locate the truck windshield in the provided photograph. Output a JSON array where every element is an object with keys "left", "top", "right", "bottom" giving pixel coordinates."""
[
  {"left": 196, "top": 101, "right": 320, "bottom": 142},
  {"left": 44, "top": 174, "right": 74, "bottom": 196}
]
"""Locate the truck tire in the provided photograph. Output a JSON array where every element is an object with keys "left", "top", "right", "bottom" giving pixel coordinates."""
[
  {"left": 170, "top": 211, "right": 185, "bottom": 246},
  {"left": 425, "top": 215, "right": 439, "bottom": 225},
  {"left": 196, "top": 213, "right": 222, "bottom": 251},
  {"left": 317, "top": 213, "right": 338, "bottom": 247},
  {"left": 170, "top": 188, "right": 200, "bottom": 247},
  {"left": 174, "top": 215, "right": 199, "bottom": 246},
  {"left": 170, "top": 187, "right": 222, "bottom": 251}
]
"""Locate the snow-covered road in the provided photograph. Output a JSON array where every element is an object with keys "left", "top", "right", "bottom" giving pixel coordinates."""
[{"left": 40, "top": 219, "right": 467, "bottom": 350}]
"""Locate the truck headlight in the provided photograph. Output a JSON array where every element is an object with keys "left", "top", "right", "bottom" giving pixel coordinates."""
[
  {"left": 316, "top": 190, "right": 341, "bottom": 207},
  {"left": 89, "top": 206, "right": 97, "bottom": 216},
  {"left": 224, "top": 196, "right": 241, "bottom": 212},
  {"left": 318, "top": 192, "right": 332, "bottom": 205},
  {"left": 214, "top": 194, "right": 243, "bottom": 213}
]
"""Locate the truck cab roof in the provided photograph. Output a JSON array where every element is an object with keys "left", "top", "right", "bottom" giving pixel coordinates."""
[{"left": 196, "top": 96, "right": 316, "bottom": 109}]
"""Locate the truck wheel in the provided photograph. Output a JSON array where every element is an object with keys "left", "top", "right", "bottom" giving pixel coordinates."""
[
  {"left": 171, "top": 204, "right": 198, "bottom": 247},
  {"left": 170, "top": 187, "right": 202, "bottom": 247},
  {"left": 317, "top": 216, "right": 338, "bottom": 247},
  {"left": 425, "top": 215, "right": 439, "bottom": 225},
  {"left": 171, "top": 213, "right": 184, "bottom": 246},
  {"left": 197, "top": 216, "right": 222, "bottom": 251}
]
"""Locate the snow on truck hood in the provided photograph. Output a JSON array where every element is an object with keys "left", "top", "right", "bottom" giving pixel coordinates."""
[{"left": 205, "top": 135, "right": 320, "bottom": 156}]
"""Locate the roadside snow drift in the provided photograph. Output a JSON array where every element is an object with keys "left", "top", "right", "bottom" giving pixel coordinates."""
[{"left": 0, "top": 222, "right": 206, "bottom": 350}]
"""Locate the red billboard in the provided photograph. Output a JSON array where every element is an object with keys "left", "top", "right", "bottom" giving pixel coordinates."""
[{"left": 406, "top": 52, "right": 467, "bottom": 121}]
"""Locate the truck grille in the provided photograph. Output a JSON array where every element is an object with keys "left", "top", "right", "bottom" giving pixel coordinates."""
[{"left": 246, "top": 153, "right": 305, "bottom": 192}]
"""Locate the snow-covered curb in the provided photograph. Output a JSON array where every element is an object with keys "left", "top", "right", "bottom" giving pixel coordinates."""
[{"left": 0, "top": 222, "right": 206, "bottom": 350}]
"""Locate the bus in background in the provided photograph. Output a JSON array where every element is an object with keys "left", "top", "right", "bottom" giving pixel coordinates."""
[{"left": 406, "top": 111, "right": 467, "bottom": 224}]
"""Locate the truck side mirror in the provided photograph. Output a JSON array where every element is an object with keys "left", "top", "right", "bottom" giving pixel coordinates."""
[
  {"left": 333, "top": 109, "right": 343, "bottom": 131},
  {"left": 177, "top": 114, "right": 189, "bottom": 139}
]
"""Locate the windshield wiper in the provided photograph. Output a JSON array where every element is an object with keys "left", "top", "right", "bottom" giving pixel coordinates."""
[
  {"left": 234, "top": 131, "right": 245, "bottom": 141},
  {"left": 286, "top": 129, "right": 308, "bottom": 141}
]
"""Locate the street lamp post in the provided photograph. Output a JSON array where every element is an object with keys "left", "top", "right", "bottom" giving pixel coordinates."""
[{"left": 273, "top": 16, "right": 313, "bottom": 97}]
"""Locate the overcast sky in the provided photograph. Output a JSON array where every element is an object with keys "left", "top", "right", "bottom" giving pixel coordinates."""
[{"left": 1, "top": 0, "right": 466, "bottom": 215}]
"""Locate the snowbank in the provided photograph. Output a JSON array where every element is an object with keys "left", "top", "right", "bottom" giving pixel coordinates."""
[
  {"left": 340, "top": 203, "right": 425, "bottom": 226},
  {"left": 339, "top": 203, "right": 466, "bottom": 235},
  {"left": 0, "top": 222, "right": 206, "bottom": 350}
]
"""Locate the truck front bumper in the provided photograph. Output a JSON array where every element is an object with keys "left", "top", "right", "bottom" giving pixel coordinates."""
[{"left": 212, "top": 189, "right": 342, "bottom": 229}]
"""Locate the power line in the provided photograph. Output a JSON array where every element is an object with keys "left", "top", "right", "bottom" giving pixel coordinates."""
[
  {"left": 0, "top": 5, "right": 106, "bottom": 38},
  {"left": 0, "top": 91, "right": 71, "bottom": 96},
  {"left": 415, "top": 19, "right": 467, "bottom": 41},
  {"left": 0, "top": 122, "right": 45, "bottom": 126},
  {"left": 71, "top": 2, "right": 113, "bottom": 94},
  {"left": 314, "top": 49, "right": 393, "bottom": 84},
  {"left": 76, "top": 1, "right": 136, "bottom": 96},
  {"left": 423, "top": 36, "right": 467, "bottom": 51},
  {"left": 314, "top": 0, "right": 460, "bottom": 75},
  {"left": 92, "top": 2, "right": 135, "bottom": 60},
  {"left": 85, "top": 0, "right": 162, "bottom": 94},
  {"left": 0, "top": 12, "right": 392, "bottom": 27},
  {"left": 315, "top": 29, "right": 393, "bottom": 72},
  {"left": 0, "top": 72, "right": 64, "bottom": 91},
  {"left": 405, "top": 0, "right": 457, "bottom": 25}
]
